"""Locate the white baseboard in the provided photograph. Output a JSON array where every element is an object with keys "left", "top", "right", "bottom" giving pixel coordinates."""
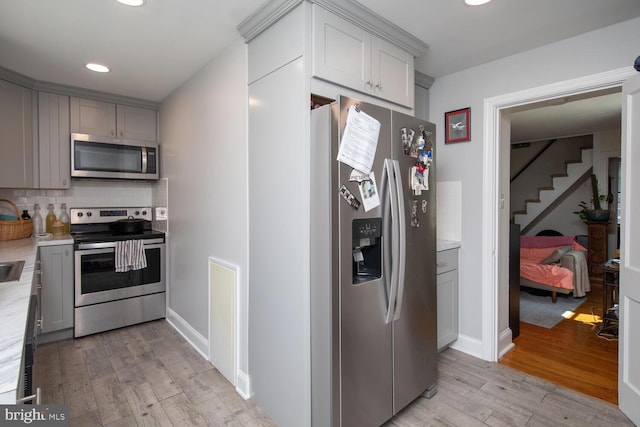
[
  {"left": 449, "top": 333, "right": 485, "bottom": 360},
  {"left": 498, "top": 328, "right": 514, "bottom": 359},
  {"left": 166, "top": 307, "right": 209, "bottom": 360},
  {"left": 236, "top": 370, "right": 252, "bottom": 400},
  {"left": 166, "top": 307, "right": 251, "bottom": 398}
]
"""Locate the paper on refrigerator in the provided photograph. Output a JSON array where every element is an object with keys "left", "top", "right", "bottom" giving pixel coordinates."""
[
  {"left": 351, "top": 170, "right": 380, "bottom": 212},
  {"left": 337, "top": 105, "right": 381, "bottom": 174}
]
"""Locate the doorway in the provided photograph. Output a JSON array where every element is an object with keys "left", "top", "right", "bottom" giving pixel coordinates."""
[
  {"left": 500, "top": 96, "right": 622, "bottom": 402},
  {"left": 480, "top": 67, "right": 636, "bottom": 391}
]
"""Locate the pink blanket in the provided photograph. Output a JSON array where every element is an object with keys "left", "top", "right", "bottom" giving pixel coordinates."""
[
  {"left": 519, "top": 236, "right": 587, "bottom": 290},
  {"left": 520, "top": 254, "right": 574, "bottom": 290}
]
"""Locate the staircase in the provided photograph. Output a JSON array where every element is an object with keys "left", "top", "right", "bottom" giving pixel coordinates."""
[{"left": 513, "top": 147, "right": 593, "bottom": 232}]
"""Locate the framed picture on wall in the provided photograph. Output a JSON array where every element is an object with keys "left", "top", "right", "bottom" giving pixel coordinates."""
[{"left": 445, "top": 107, "right": 471, "bottom": 144}]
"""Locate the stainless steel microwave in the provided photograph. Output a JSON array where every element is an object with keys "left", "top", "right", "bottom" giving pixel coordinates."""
[{"left": 71, "top": 133, "right": 159, "bottom": 180}]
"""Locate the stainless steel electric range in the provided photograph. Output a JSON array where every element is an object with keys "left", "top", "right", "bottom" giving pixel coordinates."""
[{"left": 71, "top": 207, "right": 165, "bottom": 337}]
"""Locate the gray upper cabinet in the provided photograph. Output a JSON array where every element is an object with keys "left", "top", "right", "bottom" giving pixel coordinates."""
[
  {"left": 312, "top": 6, "right": 414, "bottom": 107},
  {"left": 70, "top": 97, "right": 157, "bottom": 141},
  {"left": 38, "top": 92, "right": 70, "bottom": 189},
  {"left": 115, "top": 104, "right": 157, "bottom": 141},
  {"left": 70, "top": 97, "right": 116, "bottom": 137},
  {"left": 0, "top": 79, "right": 33, "bottom": 188}
]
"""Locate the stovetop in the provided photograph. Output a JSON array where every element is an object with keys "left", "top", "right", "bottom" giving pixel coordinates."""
[
  {"left": 71, "top": 229, "right": 165, "bottom": 244},
  {"left": 70, "top": 206, "right": 164, "bottom": 244}
]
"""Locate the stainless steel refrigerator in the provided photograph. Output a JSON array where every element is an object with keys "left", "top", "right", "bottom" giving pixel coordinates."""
[{"left": 310, "top": 96, "right": 437, "bottom": 427}]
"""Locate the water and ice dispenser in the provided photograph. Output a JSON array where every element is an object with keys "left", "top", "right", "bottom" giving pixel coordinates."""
[{"left": 352, "top": 218, "right": 382, "bottom": 284}]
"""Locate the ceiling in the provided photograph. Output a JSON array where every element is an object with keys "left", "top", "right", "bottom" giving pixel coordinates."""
[
  {"left": 1, "top": 0, "right": 639, "bottom": 139},
  {"left": 509, "top": 89, "right": 622, "bottom": 144}
]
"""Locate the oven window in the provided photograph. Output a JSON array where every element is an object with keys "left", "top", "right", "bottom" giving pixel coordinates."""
[{"left": 79, "top": 247, "right": 161, "bottom": 294}]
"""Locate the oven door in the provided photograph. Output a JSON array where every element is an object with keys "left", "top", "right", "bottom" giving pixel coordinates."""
[{"left": 75, "top": 240, "right": 165, "bottom": 307}]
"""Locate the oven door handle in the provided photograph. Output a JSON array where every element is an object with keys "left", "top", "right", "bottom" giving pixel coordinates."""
[{"left": 76, "top": 238, "right": 165, "bottom": 250}]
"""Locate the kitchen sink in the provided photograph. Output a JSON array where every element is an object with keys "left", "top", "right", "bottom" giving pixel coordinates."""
[{"left": 0, "top": 260, "right": 25, "bottom": 283}]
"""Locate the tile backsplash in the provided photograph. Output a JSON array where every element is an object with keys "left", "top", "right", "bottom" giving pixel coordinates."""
[
  {"left": 151, "top": 178, "right": 168, "bottom": 233},
  {"left": 436, "top": 181, "right": 462, "bottom": 242},
  {"left": 0, "top": 181, "right": 154, "bottom": 219}
]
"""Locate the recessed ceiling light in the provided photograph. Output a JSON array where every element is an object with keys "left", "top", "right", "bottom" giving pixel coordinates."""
[
  {"left": 465, "top": 0, "right": 492, "bottom": 5},
  {"left": 116, "top": 0, "right": 145, "bottom": 6},
  {"left": 86, "top": 63, "right": 110, "bottom": 73}
]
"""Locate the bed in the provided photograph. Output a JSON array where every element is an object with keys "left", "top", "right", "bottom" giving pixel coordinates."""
[{"left": 520, "top": 235, "right": 591, "bottom": 303}]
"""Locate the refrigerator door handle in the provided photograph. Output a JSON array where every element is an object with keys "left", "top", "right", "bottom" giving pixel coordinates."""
[
  {"left": 381, "top": 160, "right": 393, "bottom": 322},
  {"left": 392, "top": 159, "right": 407, "bottom": 321},
  {"left": 384, "top": 159, "right": 400, "bottom": 324}
]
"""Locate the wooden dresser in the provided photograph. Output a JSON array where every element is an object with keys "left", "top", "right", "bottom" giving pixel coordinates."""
[{"left": 587, "top": 222, "right": 608, "bottom": 277}]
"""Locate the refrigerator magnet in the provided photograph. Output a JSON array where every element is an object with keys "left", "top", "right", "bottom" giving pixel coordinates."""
[
  {"left": 356, "top": 171, "right": 380, "bottom": 212},
  {"left": 417, "top": 133, "right": 425, "bottom": 150},
  {"left": 401, "top": 127, "right": 410, "bottom": 154},
  {"left": 410, "top": 200, "right": 420, "bottom": 228},
  {"left": 422, "top": 200, "right": 428, "bottom": 213},
  {"left": 349, "top": 169, "right": 368, "bottom": 183},
  {"left": 410, "top": 166, "right": 428, "bottom": 196},
  {"left": 339, "top": 184, "right": 361, "bottom": 210}
]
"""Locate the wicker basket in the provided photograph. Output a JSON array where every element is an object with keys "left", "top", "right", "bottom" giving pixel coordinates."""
[{"left": 0, "top": 199, "right": 33, "bottom": 241}]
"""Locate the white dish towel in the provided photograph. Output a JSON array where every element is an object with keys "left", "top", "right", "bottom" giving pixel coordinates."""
[{"left": 115, "top": 240, "right": 147, "bottom": 272}]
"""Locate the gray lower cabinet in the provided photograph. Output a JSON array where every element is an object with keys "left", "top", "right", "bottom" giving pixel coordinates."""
[
  {"left": 437, "top": 248, "right": 459, "bottom": 350},
  {"left": 39, "top": 244, "right": 74, "bottom": 335}
]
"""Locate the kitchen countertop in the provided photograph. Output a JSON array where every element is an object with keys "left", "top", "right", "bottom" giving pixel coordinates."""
[
  {"left": 437, "top": 239, "right": 461, "bottom": 252},
  {"left": 0, "top": 234, "right": 73, "bottom": 404}
]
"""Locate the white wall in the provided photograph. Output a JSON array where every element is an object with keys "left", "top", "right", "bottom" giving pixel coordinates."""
[
  {"left": 510, "top": 135, "right": 591, "bottom": 213},
  {"left": 159, "top": 38, "right": 249, "bottom": 381},
  {"left": 429, "top": 17, "right": 640, "bottom": 356}
]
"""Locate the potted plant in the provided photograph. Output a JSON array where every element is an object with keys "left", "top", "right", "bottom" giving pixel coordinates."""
[{"left": 574, "top": 174, "right": 612, "bottom": 222}]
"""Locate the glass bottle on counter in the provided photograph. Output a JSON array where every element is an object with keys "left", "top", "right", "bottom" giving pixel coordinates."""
[
  {"left": 32, "top": 203, "right": 43, "bottom": 236},
  {"left": 45, "top": 203, "right": 57, "bottom": 234},
  {"left": 21, "top": 210, "right": 31, "bottom": 220},
  {"left": 59, "top": 203, "right": 70, "bottom": 234}
]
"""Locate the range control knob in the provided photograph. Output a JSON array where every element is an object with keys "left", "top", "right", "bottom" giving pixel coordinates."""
[
  {"left": 86, "top": 212, "right": 92, "bottom": 217},
  {"left": 77, "top": 212, "right": 83, "bottom": 217},
  {"left": 141, "top": 210, "right": 147, "bottom": 216},
  {"left": 135, "top": 210, "right": 140, "bottom": 216}
]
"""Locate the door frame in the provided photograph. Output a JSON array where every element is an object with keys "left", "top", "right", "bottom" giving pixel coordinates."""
[{"left": 481, "top": 66, "right": 636, "bottom": 362}]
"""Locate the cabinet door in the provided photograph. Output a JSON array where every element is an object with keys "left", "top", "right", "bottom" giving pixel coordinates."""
[
  {"left": 116, "top": 105, "right": 157, "bottom": 141},
  {"left": 437, "top": 269, "right": 458, "bottom": 350},
  {"left": 312, "top": 6, "right": 371, "bottom": 93},
  {"left": 371, "top": 37, "right": 414, "bottom": 107},
  {"left": 0, "top": 80, "right": 33, "bottom": 188},
  {"left": 70, "top": 97, "right": 116, "bottom": 137},
  {"left": 588, "top": 222, "right": 608, "bottom": 276},
  {"left": 40, "top": 245, "right": 74, "bottom": 334},
  {"left": 38, "top": 93, "right": 70, "bottom": 189}
]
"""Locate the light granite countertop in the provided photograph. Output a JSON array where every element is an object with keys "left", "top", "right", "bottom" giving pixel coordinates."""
[
  {"left": 0, "top": 234, "right": 73, "bottom": 404},
  {"left": 437, "top": 239, "right": 461, "bottom": 252}
]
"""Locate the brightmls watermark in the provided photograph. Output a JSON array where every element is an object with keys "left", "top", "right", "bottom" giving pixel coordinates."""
[{"left": 0, "top": 405, "right": 69, "bottom": 426}]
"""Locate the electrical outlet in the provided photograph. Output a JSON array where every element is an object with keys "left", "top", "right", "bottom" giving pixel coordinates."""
[{"left": 155, "top": 207, "right": 168, "bottom": 220}]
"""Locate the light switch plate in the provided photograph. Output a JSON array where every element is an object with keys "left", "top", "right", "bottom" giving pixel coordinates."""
[{"left": 155, "top": 207, "right": 168, "bottom": 220}]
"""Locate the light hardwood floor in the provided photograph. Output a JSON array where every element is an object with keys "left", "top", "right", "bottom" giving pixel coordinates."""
[
  {"left": 34, "top": 319, "right": 632, "bottom": 426},
  {"left": 500, "top": 281, "right": 619, "bottom": 405}
]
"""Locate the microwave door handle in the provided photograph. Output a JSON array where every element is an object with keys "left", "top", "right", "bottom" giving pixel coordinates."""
[{"left": 141, "top": 147, "right": 148, "bottom": 173}]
